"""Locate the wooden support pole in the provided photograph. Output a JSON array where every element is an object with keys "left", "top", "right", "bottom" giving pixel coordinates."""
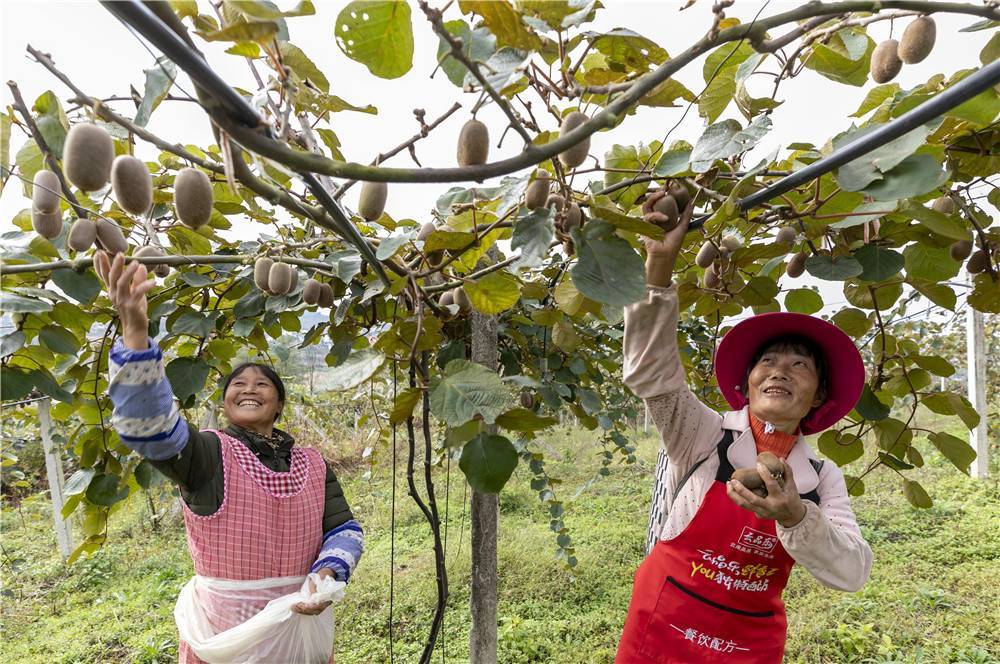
[
  {"left": 39, "top": 398, "right": 73, "bottom": 559},
  {"left": 966, "top": 305, "right": 989, "bottom": 479}
]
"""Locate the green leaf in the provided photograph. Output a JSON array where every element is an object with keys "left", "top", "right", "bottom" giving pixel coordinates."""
[
  {"left": 465, "top": 271, "right": 521, "bottom": 314},
  {"left": 64, "top": 468, "right": 96, "bottom": 496},
  {"left": 429, "top": 360, "right": 507, "bottom": 427},
  {"left": 198, "top": 19, "right": 279, "bottom": 42},
  {"left": 912, "top": 355, "right": 955, "bottom": 377},
  {"left": 738, "top": 276, "right": 779, "bottom": 306},
  {"left": 805, "top": 254, "right": 863, "bottom": 281},
  {"left": 0, "top": 367, "right": 34, "bottom": 401},
  {"left": 459, "top": 433, "right": 518, "bottom": 494},
  {"left": 835, "top": 122, "right": 934, "bottom": 191},
  {"left": 444, "top": 419, "right": 483, "bottom": 448},
  {"left": 225, "top": 42, "right": 261, "bottom": 57},
  {"left": 832, "top": 307, "right": 871, "bottom": 338},
  {"left": 968, "top": 274, "right": 1000, "bottom": 313},
  {"left": 690, "top": 116, "right": 771, "bottom": 173},
  {"left": 436, "top": 20, "right": 496, "bottom": 87},
  {"left": 165, "top": 357, "right": 211, "bottom": 402},
  {"left": 375, "top": 231, "right": 415, "bottom": 260},
  {"left": 818, "top": 430, "right": 864, "bottom": 466},
  {"left": 390, "top": 387, "right": 423, "bottom": 425},
  {"left": 903, "top": 201, "right": 971, "bottom": 241},
  {"left": 928, "top": 432, "right": 977, "bottom": 474},
  {"left": 902, "top": 478, "right": 933, "bottom": 508},
  {"left": 86, "top": 473, "right": 129, "bottom": 507},
  {"left": 922, "top": 392, "right": 980, "bottom": 430},
  {"left": 1, "top": 330, "right": 25, "bottom": 358},
  {"left": 784, "top": 288, "right": 823, "bottom": 314},
  {"left": 862, "top": 154, "right": 948, "bottom": 201},
  {"left": 39, "top": 326, "right": 79, "bottom": 355},
  {"left": 134, "top": 460, "right": 159, "bottom": 490},
  {"left": 699, "top": 41, "right": 755, "bottom": 122},
  {"left": 50, "top": 268, "right": 101, "bottom": 305},
  {"left": 171, "top": 311, "right": 217, "bottom": 338},
  {"left": 326, "top": 350, "right": 384, "bottom": 391},
  {"left": 495, "top": 408, "right": 558, "bottom": 433},
  {"left": 31, "top": 91, "right": 69, "bottom": 159},
  {"left": 458, "top": 0, "right": 542, "bottom": 52},
  {"left": 278, "top": 42, "right": 329, "bottom": 92},
  {"left": 15, "top": 140, "right": 45, "bottom": 197},
  {"left": 855, "top": 384, "right": 890, "bottom": 421},
  {"left": 802, "top": 32, "right": 874, "bottom": 86},
  {"left": 335, "top": 1, "right": 413, "bottom": 79},
  {"left": 603, "top": 143, "right": 658, "bottom": 206},
  {"left": 134, "top": 56, "right": 176, "bottom": 127},
  {"left": 852, "top": 244, "right": 904, "bottom": 282},
  {"left": 852, "top": 83, "right": 901, "bottom": 117},
  {"left": 1, "top": 111, "right": 12, "bottom": 190},
  {"left": 588, "top": 200, "right": 663, "bottom": 239},
  {"left": 227, "top": 0, "right": 315, "bottom": 19},
  {"left": 570, "top": 220, "right": 645, "bottom": 307},
  {"left": 652, "top": 141, "right": 692, "bottom": 176},
  {"left": 0, "top": 291, "right": 53, "bottom": 314},
  {"left": 903, "top": 244, "right": 960, "bottom": 282},
  {"left": 511, "top": 207, "right": 555, "bottom": 266},
  {"left": 908, "top": 279, "right": 957, "bottom": 311}
]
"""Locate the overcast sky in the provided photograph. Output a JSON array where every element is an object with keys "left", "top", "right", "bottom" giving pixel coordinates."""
[{"left": 1, "top": 1, "right": 993, "bottom": 315}]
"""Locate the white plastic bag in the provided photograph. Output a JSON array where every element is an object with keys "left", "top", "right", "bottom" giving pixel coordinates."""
[{"left": 175, "top": 572, "right": 346, "bottom": 663}]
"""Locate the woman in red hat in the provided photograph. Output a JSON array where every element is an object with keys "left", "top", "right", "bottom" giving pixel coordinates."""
[{"left": 616, "top": 206, "right": 873, "bottom": 663}]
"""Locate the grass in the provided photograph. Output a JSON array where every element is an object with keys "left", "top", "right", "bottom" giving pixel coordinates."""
[{"left": 2, "top": 411, "right": 998, "bottom": 663}]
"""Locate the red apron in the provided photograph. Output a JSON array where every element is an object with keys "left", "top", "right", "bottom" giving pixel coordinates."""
[{"left": 617, "top": 434, "right": 806, "bottom": 663}]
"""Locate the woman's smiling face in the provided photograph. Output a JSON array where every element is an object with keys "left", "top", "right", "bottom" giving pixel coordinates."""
[
  {"left": 746, "top": 347, "right": 823, "bottom": 431},
  {"left": 223, "top": 366, "right": 282, "bottom": 432}
]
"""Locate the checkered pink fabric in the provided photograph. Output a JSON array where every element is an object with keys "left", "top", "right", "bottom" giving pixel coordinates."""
[{"left": 178, "top": 430, "right": 327, "bottom": 664}]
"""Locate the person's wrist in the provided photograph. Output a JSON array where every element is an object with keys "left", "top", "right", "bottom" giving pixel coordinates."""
[
  {"left": 645, "top": 255, "right": 675, "bottom": 287},
  {"left": 778, "top": 501, "right": 807, "bottom": 528},
  {"left": 122, "top": 324, "right": 149, "bottom": 351}
]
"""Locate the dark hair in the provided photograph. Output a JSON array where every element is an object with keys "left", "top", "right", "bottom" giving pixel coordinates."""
[
  {"left": 743, "top": 335, "right": 828, "bottom": 401},
  {"left": 221, "top": 363, "right": 286, "bottom": 421}
]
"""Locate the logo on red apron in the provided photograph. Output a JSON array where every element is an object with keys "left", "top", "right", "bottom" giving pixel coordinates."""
[{"left": 737, "top": 526, "right": 778, "bottom": 555}]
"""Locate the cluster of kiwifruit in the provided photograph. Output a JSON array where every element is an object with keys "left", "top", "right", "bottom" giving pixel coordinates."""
[
  {"left": 439, "top": 286, "right": 472, "bottom": 316},
  {"left": 549, "top": 193, "right": 584, "bottom": 256},
  {"left": 870, "top": 17, "right": 936, "bottom": 84},
  {"left": 731, "top": 451, "right": 785, "bottom": 498},
  {"left": 641, "top": 181, "right": 691, "bottom": 232},
  {"left": 694, "top": 234, "right": 743, "bottom": 288},
  {"left": 302, "top": 276, "right": 337, "bottom": 308},
  {"left": 253, "top": 257, "right": 300, "bottom": 297},
  {"left": 931, "top": 195, "right": 994, "bottom": 274}
]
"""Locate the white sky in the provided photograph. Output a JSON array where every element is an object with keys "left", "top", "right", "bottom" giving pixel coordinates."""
[{"left": 1, "top": 1, "right": 993, "bottom": 314}]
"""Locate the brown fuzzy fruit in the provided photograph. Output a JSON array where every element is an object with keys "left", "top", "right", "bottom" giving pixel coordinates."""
[
  {"left": 67, "top": 218, "right": 97, "bottom": 252},
  {"left": 967, "top": 250, "right": 989, "bottom": 274},
  {"left": 173, "top": 167, "right": 213, "bottom": 229},
  {"left": 562, "top": 239, "right": 575, "bottom": 256},
  {"left": 303, "top": 278, "right": 323, "bottom": 305},
  {"left": 453, "top": 286, "right": 472, "bottom": 314},
  {"left": 702, "top": 265, "right": 720, "bottom": 289},
  {"left": 564, "top": 202, "right": 583, "bottom": 232},
  {"left": 695, "top": 241, "right": 719, "bottom": 269},
  {"left": 287, "top": 267, "right": 299, "bottom": 293},
  {"left": 134, "top": 245, "right": 170, "bottom": 278},
  {"left": 776, "top": 226, "right": 797, "bottom": 245},
  {"left": 558, "top": 111, "right": 590, "bottom": 169},
  {"left": 949, "top": 240, "right": 973, "bottom": 262},
  {"left": 457, "top": 119, "right": 490, "bottom": 167},
  {"left": 318, "top": 283, "right": 335, "bottom": 308},
  {"left": 268, "top": 262, "right": 294, "bottom": 295},
  {"left": 668, "top": 181, "right": 690, "bottom": 211},
  {"left": 32, "top": 170, "right": 61, "bottom": 214},
  {"left": 652, "top": 194, "right": 679, "bottom": 227},
  {"left": 546, "top": 193, "right": 566, "bottom": 213},
  {"left": 111, "top": 156, "right": 153, "bottom": 215},
  {"left": 32, "top": 209, "right": 62, "bottom": 239},
  {"left": 358, "top": 181, "right": 387, "bottom": 222},
  {"left": 520, "top": 390, "right": 535, "bottom": 409},
  {"left": 63, "top": 123, "right": 114, "bottom": 192},
  {"left": 757, "top": 451, "right": 784, "bottom": 481},
  {"left": 721, "top": 235, "right": 742, "bottom": 253},
  {"left": 254, "top": 257, "right": 274, "bottom": 292},
  {"left": 731, "top": 468, "right": 768, "bottom": 498},
  {"left": 525, "top": 171, "right": 550, "bottom": 210},
  {"left": 898, "top": 16, "right": 936, "bottom": 64},
  {"left": 786, "top": 252, "right": 808, "bottom": 278},
  {"left": 931, "top": 195, "right": 955, "bottom": 215},
  {"left": 871, "top": 39, "right": 903, "bottom": 84},
  {"left": 96, "top": 219, "right": 128, "bottom": 254}
]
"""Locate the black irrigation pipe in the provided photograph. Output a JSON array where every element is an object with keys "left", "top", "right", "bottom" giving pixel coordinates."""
[
  {"left": 690, "top": 59, "right": 1000, "bottom": 230},
  {"left": 98, "top": 0, "right": 391, "bottom": 287}
]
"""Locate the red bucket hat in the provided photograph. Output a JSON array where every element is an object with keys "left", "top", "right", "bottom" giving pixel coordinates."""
[{"left": 714, "top": 312, "right": 865, "bottom": 435}]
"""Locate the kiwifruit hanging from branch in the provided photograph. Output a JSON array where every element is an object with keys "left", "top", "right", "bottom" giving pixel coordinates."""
[
  {"left": 318, "top": 283, "right": 335, "bottom": 308},
  {"left": 173, "top": 167, "right": 213, "bottom": 229},
  {"left": 67, "top": 218, "right": 97, "bottom": 252},
  {"left": 96, "top": 219, "right": 128, "bottom": 254},
  {"left": 695, "top": 241, "right": 719, "bottom": 269},
  {"left": 898, "top": 16, "right": 936, "bottom": 64},
  {"left": 967, "top": 250, "right": 989, "bottom": 274},
  {"left": 668, "top": 181, "right": 690, "bottom": 211},
  {"left": 519, "top": 390, "right": 535, "bottom": 409},
  {"left": 303, "top": 278, "right": 323, "bottom": 305},
  {"left": 419, "top": 222, "right": 445, "bottom": 266},
  {"left": 776, "top": 226, "right": 797, "bottom": 245},
  {"left": 870, "top": 39, "right": 903, "bottom": 83},
  {"left": 721, "top": 235, "right": 742, "bottom": 253},
  {"left": 63, "top": 123, "right": 114, "bottom": 192},
  {"left": 457, "top": 119, "right": 490, "bottom": 167},
  {"left": 564, "top": 202, "right": 583, "bottom": 232},
  {"left": 32, "top": 170, "right": 61, "bottom": 214},
  {"left": 268, "top": 262, "right": 295, "bottom": 295},
  {"left": 786, "top": 252, "right": 808, "bottom": 278},
  {"left": 134, "top": 245, "right": 171, "bottom": 278},
  {"left": 452, "top": 286, "right": 472, "bottom": 314},
  {"left": 31, "top": 209, "right": 62, "bottom": 239},
  {"left": 287, "top": 267, "right": 299, "bottom": 293},
  {"left": 254, "top": 257, "right": 274, "bottom": 292},
  {"left": 358, "top": 180, "right": 387, "bottom": 222},
  {"left": 111, "top": 155, "right": 153, "bottom": 215},
  {"left": 949, "top": 239, "right": 973, "bottom": 262},
  {"left": 931, "top": 195, "right": 955, "bottom": 214},
  {"left": 702, "top": 264, "right": 721, "bottom": 289},
  {"left": 525, "top": 170, "right": 550, "bottom": 210},
  {"left": 558, "top": 111, "right": 590, "bottom": 169}
]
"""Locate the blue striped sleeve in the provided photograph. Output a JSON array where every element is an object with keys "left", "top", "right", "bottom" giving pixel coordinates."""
[
  {"left": 310, "top": 520, "right": 364, "bottom": 582},
  {"left": 108, "top": 338, "right": 188, "bottom": 460}
]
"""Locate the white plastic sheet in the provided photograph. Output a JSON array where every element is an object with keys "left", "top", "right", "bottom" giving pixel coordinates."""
[{"left": 175, "top": 572, "right": 346, "bottom": 663}]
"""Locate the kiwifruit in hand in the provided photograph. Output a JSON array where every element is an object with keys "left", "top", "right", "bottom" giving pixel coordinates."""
[
  {"left": 898, "top": 16, "right": 936, "bottom": 64},
  {"left": 254, "top": 257, "right": 274, "bottom": 292},
  {"left": 949, "top": 239, "right": 973, "bottom": 262},
  {"left": 731, "top": 468, "right": 768, "bottom": 498},
  {"left": 453, "top": 286, "right": 472, "bottom": 314},
  {"left": 931, "top": 195, "right": 955, "bottom": 214},
  {"left": 358, "top": 180, "right": 387, "bottom": 221},
  {"left": 776, "top": 226, "right": 797, "bottom": 244},
  {"left": 520, "top": 390, "right": 535, "bottom": 409},
  {"left": 786, "top": 252, "right": 808, "bottom": 278},
  {"left": 457, "top": 119, "right": 489, "bottom": 167},
  {"left": 652, "top": 194, "right": 679, "bottom": 229},
  {"left": 32, "top": 170, "right": 61, "bottom": 214},
  {"left": 63, "top": 123, "right": 114, "bottom": 192},
  {"left": 558, "top": 111, "right": 590, "bottom": 169},
  {"left": 967, "top": 249, "right": 989, "bottom": 274},
  {"left": 668, "top": 181, "right": 690, "bottom": 211},
  {"left": 525, "top": 170, "right": 550, "bottom": 210},
  {"left": 757, "top": 451, "right": 785, "bottom": 484},
  {"left": 111, "top": 155, "right": 153, "bottom": 215},
  {"left": 173, "top": 167, "right": 213, "bottom": 229},
  {"left": 303, "top": 278, "right": 322, "bottom": 305},
  {"left": 32, "top": 209, "right": 62, "bottom": 239},
  {"left": 695, "top": 241, "right": 719, "bottom": 269},
  {"left": 871, "top": 39, "right": 903, "bottom": 84},
  {"left": 134, "top": 245, "right": 171, "bottom": 278},
  {"left": 721, "top": 235, "right": 742, "bottom": 253},
  {"left": 96, "top": 219, "right": 128, "bottom": 254},
  {"left": 268, "top": 262, "right": 294, "bottom": 295},
  {"left": 67, "top": 218, "right": 97, "bottom": 252}
]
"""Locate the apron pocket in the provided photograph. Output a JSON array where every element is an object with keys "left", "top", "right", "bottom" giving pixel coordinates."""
[{"left": 665, "top": 576, "right": 775, "bottom": 618}]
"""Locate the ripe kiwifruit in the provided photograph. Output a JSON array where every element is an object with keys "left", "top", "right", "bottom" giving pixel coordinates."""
[
  {"left": 721, "top": 235, "right": 742, "bottom": 253},
  {"left": 652, "top": 194, "right": 679, "bottom": 229},
  {"left": 303, "top": 278, "right": 322, "bottom": 305},
  {"left": 67, "top": 218, "right": 97, "bottom": 252},
  {"left": 871, "top": 39, "right": 903, "bottom": 84},
  {"left": 558, "top": 111, "right": 590, "bottom": 169},
  {"left": 134, "top": 245, "right": 170, "bottom": 278},
  {"left": 898, "top": 16, "right": 936, "bottom": 64},
  {"left": 949, "top": 239, "right": 973, "bottom": 262},
  {"left": 967, "top": 250, "right": 989, "bottom": 274},
  {"left": 546, "top": 193, "right": 566, "bottom": 213},
  {"left": 520, "top": 390, "right": 535, "bottom": 409},
  {"left": 786, "top": 252, "right": 808, "bottom": 278},
  {"left": 32, "top": 170, "right": 61, "bottom": 214},
  {"left": 668, "top": 181, "right": 690, "bottom": 211},
  {"left": 111, "top": 155, "right": 153, "bottom": 215},
  {"left": 358, "top": 181, "right": 387, "bottom": 222},
  {"left": 287, "top": 267, "right": 299, "bottom": 293},
  {"left": 32, "top": 209, "right": 62, "bottom": 239},
  {"left": 695, "top": 241, "right": 719, "bottom": 269},
  {"left": 776, "top": 226, "right": 797, "bottom": 244},
  {"left": 96, "top": 219, "right": 128, "bottom": 254},
  {"left": 564, "top": 202, "right": 583, "bottom": 232},
  {"left": 453, "top": 286, "right": 472, "bottom": 314},
  {"left": 173, "top": 167, "right": 213, "bottom": 229},
  {"left": 757, "top": 451, "right": 784, "bottom": 482},
  {"left": 318, "top": 283, "right": 335, "bottom": 308},
  {"left": 268, "top": 262, "right": 294, "bottom": 295},
  {"left": 254, "top": 257, "right": 273, "bottom": 292},
  {"left": 63, "top": 123, "right": 114, "bottom": 192},
  {"left": 457, "top": 119, "right": 489, "bottom": 167},
  {"left": 931, "top": 195, "right": 955, "bottom": 214},
  {"left": 525, "top": 171, "right": 550, "bottom": 210},
  {"left": 702, "top": 265, "right": 720, "bottom": 289},
  {"left": 731, "top": 468, "right": 768, "bottom": 498}
]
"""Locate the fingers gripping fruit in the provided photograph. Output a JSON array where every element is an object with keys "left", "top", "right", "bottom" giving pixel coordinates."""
[
  {"left": 731, "top": 452, "right": 786, "bottom": 498},
  {"left": 64, "top": 123, "right": 114, "bottom": 192},
  {"left": 457, "top": 119, "right": 490, "bottom": 167},
  {"left": 173, "top": 167, "right": 213, "bottom": 229},
  {"left": 642, "top": 189, "right": 679, "bottom": 231},
  {"left": 667, "top": 181, "right": 690, "bottom": 211},
  {"left": 558, "top": 111, "right": 590, "bottom": 169}
]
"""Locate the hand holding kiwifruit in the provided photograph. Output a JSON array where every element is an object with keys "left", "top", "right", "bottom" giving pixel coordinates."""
[
  {"left": 642, "top": 189, "right": 679, "bottom": 231},
  {"left": 731, "top": 452, "right": 786, "bottom": 498},
  {"left": 642, "top": 199, "right": 694, "bottom": 287}
]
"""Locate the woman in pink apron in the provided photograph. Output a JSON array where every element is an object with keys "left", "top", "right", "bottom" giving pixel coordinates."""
[
  {"left": 97, "top": 251, "right": 362, "bottom": 662},
  {"left": 617, "top": 207, "right": 873, "bottom": 663}
]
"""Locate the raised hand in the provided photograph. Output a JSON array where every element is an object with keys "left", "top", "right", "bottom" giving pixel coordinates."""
[
  {"left": 94, "top": 250, "right": 157, "bottom": 351},
  {"left": 643, "top": 201, "right": 694, "bottom": 287}
]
